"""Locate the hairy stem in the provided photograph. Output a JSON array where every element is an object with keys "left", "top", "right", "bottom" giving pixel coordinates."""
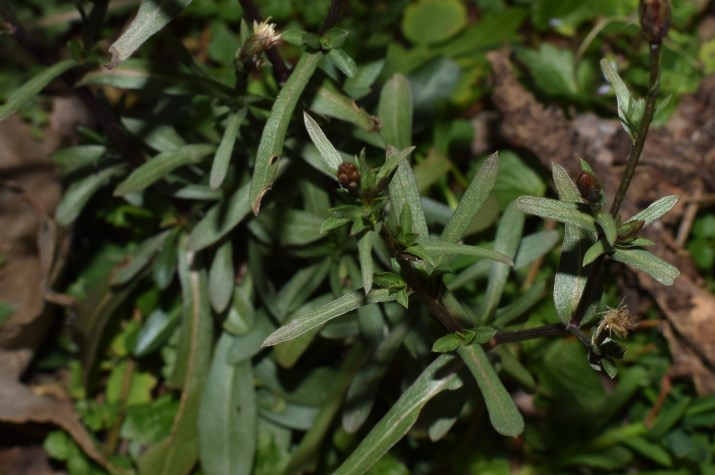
[{"left": 568, "top": 40, "right": 662, "bottom": 334}]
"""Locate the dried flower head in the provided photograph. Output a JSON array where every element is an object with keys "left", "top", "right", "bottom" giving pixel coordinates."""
[
  {"left": 593, "top": 299, "right": 640, "bottom": 342},
  {"left": 236, "top": 19, "right": 282, "bottom": 71},
  {"left": 337, "top": 162, "right": 361, "bottom": 192}
]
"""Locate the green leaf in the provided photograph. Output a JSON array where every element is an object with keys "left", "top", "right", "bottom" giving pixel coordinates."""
[
  {"left": 628, "top": 195, "right": 679, "bottom": 228},
  {"left": 551, "top": 163, "right": 600, "bottom": 325},
  {"left": 481, "top": 202, "right": 524, "bottom": 322},
  {"left": 441, "top": 152, "right": 499, "bottom": 244},
  {"left": 358, "top": 230, "right": 376, "bottom": 294},
  {"left": 600, "top": 58, "right": 644, "bottom": 141},
  {"left": 377, "top": 145, "right": 416, "bottom": 184},
  {"left": 411, "top": 238, "right": 513, "bottom": 266},
  {"left": 108, "top": 0, "right": 193, "bottom": 67},
  {"left": 344, "top": 59, "right": 384, "bottom": 100},
  {"left": 513, "top": 230, "right": 560, "bottom": 269},
  {"left": 596, "top": 213, "right": 618, "bottom": 245},
  {"left": 249, "top": 51, "right": 322, "bottom": 215},
  {"left": 273, "top": 295, "right": 334, "bottom": 368},
  {"left": 303, "top": 112, "right": 343, "bottom": 173},
  {"left": 583, "top": 239, "right": 610, "bottom": 266},
  {"left": 493, "top": 280, "right": 546, "bottom": 327},
  {"left": 310, "top": 80, "right": 380, "bottom": 131},
  {"left": 51, "top": 145, "right": 107, "bottom": 175},
  {"left": 611, "top": 248, "right": 680, "bottom": 286},
  {"left": 401, "top": 0, "right": 467, "bottom": 46},
  {"left": 210, "top": 108, "right": 246, "bottom": 189},
  {"left": 457, "top": 343, "right": 524, "bottom": 437},
  {"left": 114, "top": 144, "right": 215, "bottom": 195},
  {"left": 255, "top": 208, "right": 325, "bottom": 246},
  {"left": 516, "top": 196, "right": 597, "bottom": 234},
  {"left": 343, "top": 323, "right": 410, "bottom": 433},
  {"left": 389, "top": 161, "right": 428, "bottom": 238},
  {"left": 138, "top": 235, "right": 213, "bottom": 475},
  {"left": 432, "top": 333, "right": 463, "bottom": 353},
  {"left": 188, "top": 181, "right": 250, "bottom": 251},
  {"left": 327, "top": 48, "right": 358, "bottom": 78},
  {"left": 519, "top": 44, "right": 579, "bottom": 98},
  {"left": 262, "top": 289, "right": 397, "bottom": 347},
  {"left": 378, "top": 74, "right": 428, "bottom": 238},
  {"left": 492, "top": 151, "right": 547, "bottom": 209},
  {"left": 0, "top": 59, "right": 78, "bottom": 119},
  {"left": 379, "top": 73, "right": 412, "bottom": 150},
  {"left": 55, "top": 164, "right": 126, "bottom": 225},
  {"left": 153, "top": 228, "right": 180, "bottom": 289},
  {"left": 111, "top": 230, "right": 171, "bottom": 286},
  {"left": 208, "top": 239, "right": 234, "bottom": 314},
  {"left": 133, "top": 305, "right": 181, "bottom": 357},
  {"left": 334, "top": 355, "right": 462, "bottom": 475},
  {"left": 198, "top": 332, "right": 256, "bottom": 475}
]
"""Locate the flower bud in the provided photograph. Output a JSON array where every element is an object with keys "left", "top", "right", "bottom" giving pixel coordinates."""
[
  {"left": 337, "top": 162, "right": 361, "bottom": 192},
  {"left": 577, "top": 171, "right": 603, "bottom": 212},
  {"left": 639, "top": 0, "right": 671, "bottom": 43},
  {"left": 617, "top": 219, "right": 645, "bottom": 241}
]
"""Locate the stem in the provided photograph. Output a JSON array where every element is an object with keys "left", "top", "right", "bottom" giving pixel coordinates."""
[
  {"left": 568, "top": 40, "right": 663, "bottom": 333},
  {"left": 319, "top": 0, "right": 345, "bottom": 34},
  {"left": 379, "top": 227, "right": 464, "bottom": 332},
  {"left": 487, "top": 323, "right": 567, "bottom": 348},
  {"left": 609, "top": 42, "right": 662, "bottom": 217}
]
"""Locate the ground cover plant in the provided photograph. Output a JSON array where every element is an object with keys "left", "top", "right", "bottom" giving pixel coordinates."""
[{"left": 1, "top": 0, "right": 715, "bottom": 474}]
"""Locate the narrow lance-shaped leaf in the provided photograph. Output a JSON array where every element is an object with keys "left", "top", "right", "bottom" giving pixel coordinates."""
[
  {"left": 411, "top": 238, "right": 513, "bottom": 266},
  {"left": 549, "top": 164, "right": 600, "bottom": 325},
  {"left": 198, "top": 332, "right": 256, "bottom": 475},
  {"left": 342, "top": 323, "right": 410, "bottom": 433},
  {"left": 208, "top": 239, "right": 234, "bottom": 314},
  {"left": 262, "top": 289, "right": 397, "bottom": 347},
  {"left": 628, "top": 195, "right": 679, "bottom": 228},
  {"left": 611, "top": 248, "right": 679, "bottom": 286},
  {"left": 55, "top": 164, "right": 126, "bottom": 225},
  {"left": 249, "top": 51, "right": 323, "bottom": 215},
  {"left": 188, "top": 181, "right": 250, "bottom": 252},
  {"left": 480, "top": 201, "right": 524, "bottom": 323},
  {"left": 108, "top": 0, "right": 193, "bottom": 67},
  {"left": 600, "top": 58, "right": 643, "bottom": 141},
  {"left": 457, "top": 343, "right": 524, "bottom": 437},
  {"left": 310, "top": 80, "right": 379, "bottom": 131},
  {"left": 114, "top": 144, "right": 216, "bottom": 195},
  {"left": 378, "top": 74, "right": 428, "bottom": 237},
  {"left": 441, "top": 152, "right": 500, "bottom": 244},
  {"left": 210, "top": 108, "right": 246, "bottom": 189},
  {"left": 0, "top": 59, "right": 77, "bottom": 120},
  {"left": 358, "top": 230, "right": 376, "bottom": 294},
  {"left": 376, "top": 145, "right": 416, "bottom": 182},
  {"left": 516, "top": 196, "right": 597, "bottom": 234},
  {"left": 111, "top": 230, "right": 171, "bottom": 286},
  {"left": 138, "top": 235, "right": 213, "bottom": 475},
  {"left": 303, "top": 112, "right": 343, "bottom": 172},
  {"left": 334, "top": 355, "right": 462, "bottom": 475}
]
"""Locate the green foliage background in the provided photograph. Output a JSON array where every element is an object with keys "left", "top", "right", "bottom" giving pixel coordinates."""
[{"left": 2, "top": 0, "right": 715, "bottom": 474}]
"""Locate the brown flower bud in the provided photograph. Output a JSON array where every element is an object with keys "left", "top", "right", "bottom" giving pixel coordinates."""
[
  {"left": 639, "top": 0, "right": 671, "bottom": 43},
  {"left": 577, "top": 171, "right": 602, "bottom": 211},
  {"left": 337, "top": 162, "right": 361, "bottom": 192}
]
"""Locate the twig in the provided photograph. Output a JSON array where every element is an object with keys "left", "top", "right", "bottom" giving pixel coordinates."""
[{"left": 319, "top": 0, "right": 345, "bottom": 34}]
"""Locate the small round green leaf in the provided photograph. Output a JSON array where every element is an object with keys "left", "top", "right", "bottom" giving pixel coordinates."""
[{"left": 401, "top": 0, "right": 467, "bottom": 46}]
